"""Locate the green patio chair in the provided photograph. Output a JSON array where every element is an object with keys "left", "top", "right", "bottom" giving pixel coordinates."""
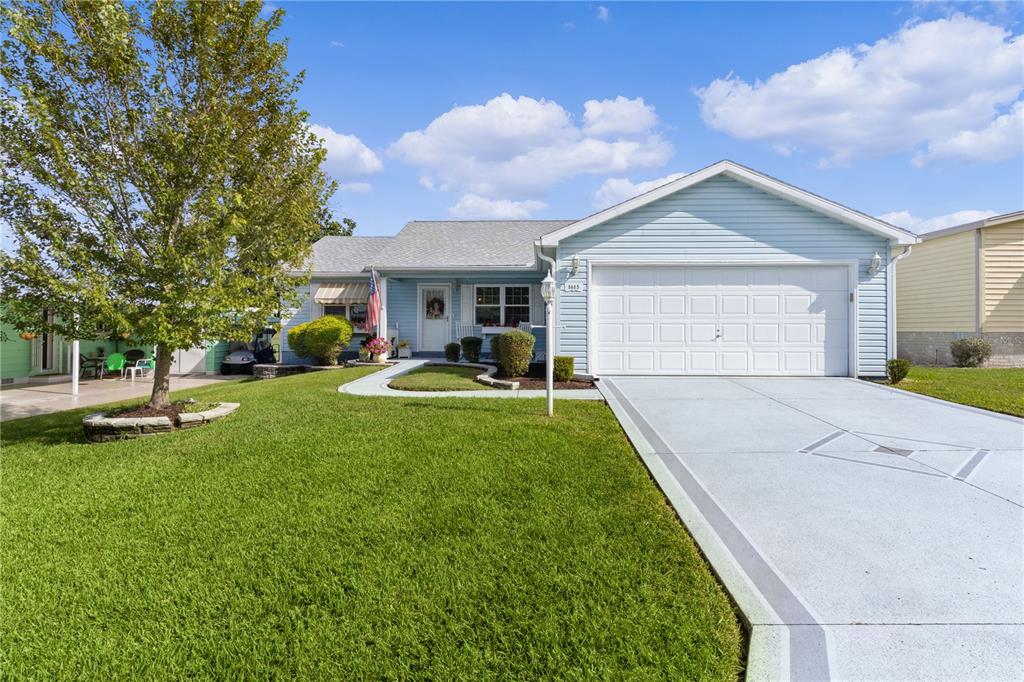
[{"left": 100, "top": 352, "right": 126, "bottom": 379}]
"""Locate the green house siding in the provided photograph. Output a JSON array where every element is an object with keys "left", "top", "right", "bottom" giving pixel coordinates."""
[{"left": 1, "top": 323, "right": 33, "bottom": 380}]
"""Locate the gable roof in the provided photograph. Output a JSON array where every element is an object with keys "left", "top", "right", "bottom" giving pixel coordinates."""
[
  {"left": 919, "top": 209, "right": 1024, "bottom": 242},
  {"left": 307, "top": 236, "right": 392, "bottom": 275},
  {"left": 538, "top": 160, "right": 917, "bottom": 246}
]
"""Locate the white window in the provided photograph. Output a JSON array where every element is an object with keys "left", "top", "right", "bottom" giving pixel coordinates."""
[
  {"left": 474, "top": 285, "right": 530, "bottom": 327},
  {"left": 322, "top": 303, "right": 368, "bottom": 330}
]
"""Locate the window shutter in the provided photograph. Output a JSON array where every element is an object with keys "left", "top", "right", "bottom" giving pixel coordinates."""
[
  {"left": 532, "top": 280, "right": 548, "bottom": 323},
  {"left": 460, "top": 284, "right": 474, "bottom": 326}
]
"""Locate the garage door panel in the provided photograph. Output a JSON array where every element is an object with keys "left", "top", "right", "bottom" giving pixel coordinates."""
[
  {"left": 628, "top": 323, "right": 655, "bottom": 343},
  {"left": 593, "top": 265, "right": 849, "bottom": 376},
  {"left": 659, "top": 296, "right": 685, "bottom": 315},
  {"left": 660, "top": 323, "right": 685, "bottom": 343},
  {"left": 721, "top": 295, "right": 748, "bottom": 315},
  {"left": 690, "top": 295, "right": 717, "bottom": 315},
  {"left": 628, "top": 295, "right": 654, "bottom": 314}
]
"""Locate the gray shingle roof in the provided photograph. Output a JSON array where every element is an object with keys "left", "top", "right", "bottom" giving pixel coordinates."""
[
  {"left": 376, "top": 220, "right": 574, "bottom": 269},
  {"left": 307, "top": 236, "right": 392, "bottom": 273},
  {"left": 308, "top": 221, "right": 575, "bottom": 273}
]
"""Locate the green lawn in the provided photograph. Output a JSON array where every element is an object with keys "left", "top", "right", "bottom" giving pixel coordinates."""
[
  {"left": 389, "top": 364, "right": 493, "bottom": 392},
  {"left": 1, "top": 369, "right": 742, "bottom": 679},
  {"left": 891, "top": 366, "right": 1024, "bottom": 417}
]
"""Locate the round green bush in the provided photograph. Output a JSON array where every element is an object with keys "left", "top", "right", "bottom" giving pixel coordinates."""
[
  {"left": 444, "top": 342, "right": 461, "bottom": 362},
  {"left": 949, "top": 337, "right": 992, "bottom": 368},
  {"left": 496, "top": 329, "right": 534, "bottom": 378},
  {"left": 553, "top": 355, "right": 574, "bottom": 382},
  {"left": 287, "top": 315, "right": 353, "bottom": 365},
  {"left": 460, "top": 336, "right": 482, "bottom": 363},
  {"left": 489, "top": 335, "right": 503, "bottom": 366},
  {"left": 886, "top": 358, "right": 910, "bottom": 385}
]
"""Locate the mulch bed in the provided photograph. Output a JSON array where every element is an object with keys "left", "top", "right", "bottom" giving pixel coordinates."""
[
  {"left": 111, "top": 403, "right": 185, "bottom": 420},
  {"left": 495, "top": 365, "right": 595, "bottom": 390}
]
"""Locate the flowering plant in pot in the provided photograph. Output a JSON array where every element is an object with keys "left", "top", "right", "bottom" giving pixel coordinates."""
[{"left": 365, "top": 337, "right": 391, "bottom": 363}]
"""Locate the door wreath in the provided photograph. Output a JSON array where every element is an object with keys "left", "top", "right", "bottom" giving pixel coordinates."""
[{"left": 425, "top": 295, "right": 445, "bottom": 319}]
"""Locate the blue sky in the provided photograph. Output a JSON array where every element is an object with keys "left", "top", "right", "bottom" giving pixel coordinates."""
[{"left": 272, "top": 1, "right": 1023, "bottom": 236}]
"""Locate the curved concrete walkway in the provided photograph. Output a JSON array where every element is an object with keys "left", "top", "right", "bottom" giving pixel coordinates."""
[{"left": 338, "top": 359, "right": 603, "bottom": 400}]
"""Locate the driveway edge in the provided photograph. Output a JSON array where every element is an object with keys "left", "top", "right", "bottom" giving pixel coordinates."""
[{"left": 598, "top": 378, "right": 825, "bottom": 681}]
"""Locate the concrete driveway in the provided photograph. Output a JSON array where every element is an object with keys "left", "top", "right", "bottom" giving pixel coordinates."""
[{"left": 599, "top": 376, "right": 1023, "bottom": 682}]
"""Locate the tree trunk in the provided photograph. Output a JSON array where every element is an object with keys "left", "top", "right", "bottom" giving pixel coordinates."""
[{"left": 149, "top": 343, "right": 175, "bottom": 410}]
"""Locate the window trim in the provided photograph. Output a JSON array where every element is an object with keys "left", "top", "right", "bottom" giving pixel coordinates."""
[
  {"left": 473, "top": 284, "right": 531, "bottom": 327},
  {"left": 320, "top": 302, "right": 369, "bottom": 331}
]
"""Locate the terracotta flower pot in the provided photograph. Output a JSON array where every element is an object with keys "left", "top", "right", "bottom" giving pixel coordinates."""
[{"left": 18, "top": 332, "right": 35, "bottom": 341}]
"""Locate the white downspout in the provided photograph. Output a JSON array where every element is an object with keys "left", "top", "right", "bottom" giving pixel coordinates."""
[{"left": 888, "top": 245, "right": 913, "bottom": 360}]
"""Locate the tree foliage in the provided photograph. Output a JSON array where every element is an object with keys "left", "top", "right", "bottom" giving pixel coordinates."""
[{"left": 0, "top": 0, "right": 337, "bottom": 407}]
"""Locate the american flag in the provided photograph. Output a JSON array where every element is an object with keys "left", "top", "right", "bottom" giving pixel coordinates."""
[{"left": 366, "top": 269, "right": 381, "bottom": 333}]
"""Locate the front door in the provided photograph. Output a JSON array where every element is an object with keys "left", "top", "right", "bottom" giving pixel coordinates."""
[{"left": 419, "top": 285, "right": 450, "bottom": 352}]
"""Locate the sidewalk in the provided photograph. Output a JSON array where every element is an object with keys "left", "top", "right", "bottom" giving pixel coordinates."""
[{"left": 1, "top": 375, "right": 239, "bottom": 422}]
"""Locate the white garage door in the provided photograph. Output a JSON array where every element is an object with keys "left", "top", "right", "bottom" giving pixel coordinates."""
[{"left": 592, "top": 265, "right": 850, "bottom": 376}]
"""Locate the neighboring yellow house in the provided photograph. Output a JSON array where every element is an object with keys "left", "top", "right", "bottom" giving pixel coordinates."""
[{"left": 896, "top": 210, "right": 1024, "bottom": 366}]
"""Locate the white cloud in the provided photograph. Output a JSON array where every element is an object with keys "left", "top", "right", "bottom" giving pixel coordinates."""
[
  {"left": 913, "top": 100, "right": 1023, "bottom": 166},
  {"left": 389, "top": 93, "right": 672, "bottom": 214},
  {"left": 879, "top": 209, "right": 997, "bottom": 234},
  {"left": 449, "top": 194, "right": 547, "bottom": 219},
  {"left": 309, "top": 124, "right": 383, "bottom": 177},
  {"left": 596, "top": 5, "right": 610, "bottom": 22},
  {"left": 594, "top": 172, "right": 688, "bottom": 208},
  {"left": 696, "top": 15, "right": 1023, "bottom": 165},
  {"left": 338, "top": 182, "right": 372, "bottom": 194},
  {"left": 583, "top": 96, "right": 658, "bottom": 136},
  {"left": 329, "top": 40, "right": 345, "bottom": 48}
]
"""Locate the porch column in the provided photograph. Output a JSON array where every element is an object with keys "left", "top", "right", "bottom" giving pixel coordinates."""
[{"left": 377, "top": 275, "right": 388, "bottom": 342}]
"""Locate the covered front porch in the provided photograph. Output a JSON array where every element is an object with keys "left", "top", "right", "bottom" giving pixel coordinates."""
[{"left": 377, "top": 272, "right": 550, "bottom": 361}]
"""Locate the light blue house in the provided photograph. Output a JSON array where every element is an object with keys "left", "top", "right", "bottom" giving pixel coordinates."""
[{"left": 283, "top": 161, "right": 917, "bottom": 377}]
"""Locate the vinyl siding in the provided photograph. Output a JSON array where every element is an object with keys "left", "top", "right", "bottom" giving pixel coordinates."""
[
  {"left": 896, "top": 230, "right": 977, "bottom": 333},
  {"left": 279, "top": 278, "right": 367, "bottom": 364},
  {"left": 282, "top": 273, "right": 546, "bottom": 363},
  {"left": 981, "top": 220, "right": 1024, "bottom": 333},
  {"left": 555, "top": 174, "right": 891, "bottom": 376}
]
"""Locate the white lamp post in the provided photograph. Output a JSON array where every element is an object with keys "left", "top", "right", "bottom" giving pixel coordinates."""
[{"left": 541, "top": 271, "right": 555, "bottom": 417}]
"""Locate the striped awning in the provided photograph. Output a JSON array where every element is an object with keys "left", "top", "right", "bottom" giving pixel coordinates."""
[{"left": 314, "top": 282, "right": 369, "bottom": 304}]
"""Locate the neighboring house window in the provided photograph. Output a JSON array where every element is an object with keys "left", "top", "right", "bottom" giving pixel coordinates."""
[
  {"left": 323, "top": 303, "right": 368, "bottom": 330},
  {"left": 474, "top": 285, "right": 530, "bottom": 327}
]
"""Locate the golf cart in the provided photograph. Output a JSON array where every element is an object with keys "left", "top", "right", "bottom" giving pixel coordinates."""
[{"left": 220, "top": 327, "right": 277, "bottom": 375}]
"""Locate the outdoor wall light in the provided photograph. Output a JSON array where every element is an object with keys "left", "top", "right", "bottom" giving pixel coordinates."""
[
  {"left": 570, "top": 254, "right": 580, "bottom": 276},
  {"left": 868, "top": 252, "right": 882, "bottom": 276}
]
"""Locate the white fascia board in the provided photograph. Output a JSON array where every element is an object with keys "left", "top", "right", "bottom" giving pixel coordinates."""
[{"left": 539, "top": 160, "right": 918, "bottom": 246}]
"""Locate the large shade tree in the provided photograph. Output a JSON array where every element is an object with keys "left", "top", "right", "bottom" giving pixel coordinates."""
[{"left": 1, "top": 0, "right": 337, "bottom": 408}]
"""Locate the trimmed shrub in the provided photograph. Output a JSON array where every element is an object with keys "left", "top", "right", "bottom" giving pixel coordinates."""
[
  {"left": 496, "top": 329, "right": 534, "bottom": 377},
  {"left": 288, "top": 315, "right": 353, "bottom": 365},
  {"left": 887, "top": 358, "right": 911, "bottom": 385},
  {"left": 553, "top": 355, "right": 574, "bottom": 382},
  {"left": 489, "top": 335, "right": 503, "bottom": 366},
  {"left": 461, "top": 336, "right": 482, "bottom": 363},
  {"left": 444, "top": 342, "right": 461, "bottom": 362},
  {"left": 950, "top": 337, "right": 992, "bottom": 367}
]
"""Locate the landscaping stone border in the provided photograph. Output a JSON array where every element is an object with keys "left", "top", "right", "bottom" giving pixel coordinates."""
[{"left": 82, "top": 402, "right": 240, "bottom": 442}]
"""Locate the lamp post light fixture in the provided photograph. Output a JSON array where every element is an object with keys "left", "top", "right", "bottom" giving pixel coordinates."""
[{"left": 541, "top": 271, "right": 556, "bottom": 417}]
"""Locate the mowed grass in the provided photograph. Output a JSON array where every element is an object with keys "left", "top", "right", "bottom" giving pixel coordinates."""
[
  {"left": 891, "top": 366, "right": 1024, "bottom": 417},
  {"left": 1, "top": 369, "right": 742, "bottom": 679},
  {"left": 389, "top": 365, "right": 493, "bottom": 392}
]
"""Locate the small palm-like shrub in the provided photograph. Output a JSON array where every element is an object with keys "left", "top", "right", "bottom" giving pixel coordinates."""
[
  {"left": 460, "top": 336, "right": 482, "bottom": 363},
  {"left": 496, "top": 329, "right": 534, "bottom": 377},
  {"left": 554, "top": 355, "right": 574, "bottom": 382},
  {"left": 288, "top": 316, "right": 353, "bottom": 365},
  {"left": 444, "top": 342, "right": 461, "bottom": 362},
  {"left": 950, "top": 337, "right": 992, "bottom": 367},
  {"left": 887, "top": 358, "right": 911, "bottom": 385}
]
